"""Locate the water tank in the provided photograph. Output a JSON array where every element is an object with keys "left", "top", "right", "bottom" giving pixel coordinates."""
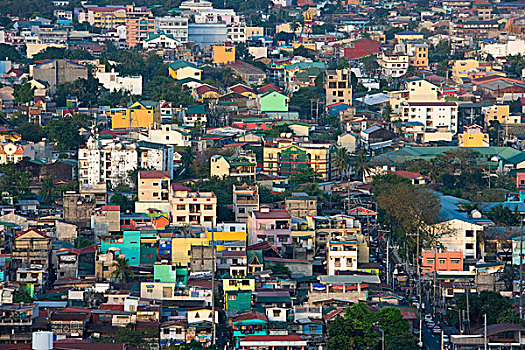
[{"left": 32, "top": 331, "right": 53, "bottom": 350}]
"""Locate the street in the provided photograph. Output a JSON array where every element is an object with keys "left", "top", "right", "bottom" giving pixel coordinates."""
[{"left": 423, "top": 324, "right": 441, "bottom": 350}]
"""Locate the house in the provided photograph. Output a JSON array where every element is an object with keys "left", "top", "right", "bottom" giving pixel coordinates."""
[
  {"left": 327, "top": 238, "right": 358, "bottom": 275},
  {"left": 50, "top": 311, "right": 90, "bottom": 339},
  {"left": 285, "top": 193, "right": 317, "bottom": 217},
  {"left": 360, "top": 126, "right": 395, "bottom": 151},
  {"left": 421, "top": 249, "right": 463, "bottom": 278},
  {"left": 233, "top": 184, "right": 260, "bottom": 224},
  {"left": 337, "top": 133, "right": 357, "bottom": 153},
  {"left": 210, "top": 150, "right": 257, "bottom": 181},
  {"left": 229, "top": 84, "right": 258, "bottom": 99},
  {"left": 0, "top": 142, "right": 27, "bottom": 164},
  {"left": 110, "top": 101, "right": 161, "bottom": 129},
  {"left": 227, "top": 61, "right": 266, "bottom": 85},
  {"left": 248, "top": 207, "right": 291, "bottom": 249},
  {"left": 213, "top": 43, "right": 235, "bottom": 64},
  {"left": 401, "top": 101, "right": 459, "bottom": 134},
  {"left": 258, "top": 90, "right": 289, "bottom": 113},
  {"left": 168, "top": 60, "right": 202, "bottom": 81},
  {"left": 483, "top": 104, "right": 510, "bottom": 125},
  {"left": 193, "top": 85, "right": 221, "bottom": 102},
  {"left": 388, "top": 170, "right": 428, "bottom": 185},
  {"left": 160, "top": 321, "right": 187, "bottom": 346},
  {"left": 170, "top": 183, "right": 217, "bottom": 228},
  {"left": 101, "top": 230, "right": 158, "bottom": 265},
  {"left": 458, "top": 124, "right": 490, "bottom": 147},
  {"left": 378, "top": 51, "right": 409, "bottom": 78},
  {"left": 95, "top": 70, "right": 143, "bottom": 95},
  {"left": 394, "top": 30, "right": 424, "bottom": 41},
  {"left": 184, "top": 104, "right": 207, "bottom": 127},
  {"left": 143, "top": 33, "right": 180, "bottom": 49},
  {"left": 232, "top": 311, "right": 268, "bottom": 347}
]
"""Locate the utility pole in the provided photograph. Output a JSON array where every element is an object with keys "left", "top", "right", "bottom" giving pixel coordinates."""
[
  {"left": 386, "top": 236, "right": 390, "bottom": 287},
  {"left": 484, "top": 314, "right": 488, "bottom": 350},
  {"left": 521, "top": 228, "right": 523, "bottom": 319},
  {"left": 466, "top": 287, "right": 470, "bottom": 334}
]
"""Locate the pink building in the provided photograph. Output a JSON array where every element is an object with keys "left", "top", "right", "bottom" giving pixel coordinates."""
[
  {"left": 421, "top": 249, "right": 463, "bottom": 278},
  {"left": 248, "top": 207, "right": 291, "bottom": 250}
]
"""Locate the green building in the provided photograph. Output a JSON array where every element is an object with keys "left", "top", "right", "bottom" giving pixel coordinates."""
[
  {"left": 259, "top": 91, "right": 289, "bottom": 112},
  {"left": 153, "top": 264, "right": 189, "bottom": 287},
  {"left": 101, "top": 230, "right": 158, "bottom": 266}
]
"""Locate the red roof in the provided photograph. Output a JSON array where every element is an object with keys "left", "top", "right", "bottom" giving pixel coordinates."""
[
  {"left": 242, "top": 335, "right": 305, "bottom": 342},
  {"left": 139, "top": 170, "right": 170, "bottom": 179},
  {"left": 253, "top": 208, "right": 291, "bottom": 220},
  {"left": 392, "top": 170, "right": 427, "bottom": 180},
  {"left": 233, "top": 311, "right": 268, "bottom": 323},
  {"left": 102, "top": 205, "right": 120, "bottom": 212},
  {"left": 99, "top": 304, "right": 124, "bottom": 311},
  {"left": 172, "top": 182, "right": 192, "bottom": 191},
  {"left": 258, "top": 84, "right": 283, "bottom": 94},
  {"left": 229, "top": 84, "right": 256, "bottom": 95}
]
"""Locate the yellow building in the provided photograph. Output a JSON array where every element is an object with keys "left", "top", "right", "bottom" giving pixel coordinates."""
[
  {"left": 213, "top": 44, "right": 236, "bottom": 65},
  {"left": 452, "top": 59, "right": 480, "bottom": 82},
  {"left": 170, "top": 184, "right": 217, "bottom": 228},
  {"left": 458, "top": 124, "right": 490, "bottom": 147},
  {"left": 0, "top": 128, "right": 21, "bottom": 142},
  {"left": 407, "top": 42, "right": 429, "bottom": 70},
  {"left": 263, "top": 142, "right": 336, "bottom": 181},
  {"left": 222, "top": 276, "right": 256, "bottom": 292},
  {"left": 210, "top": 151, "right": 257, "bottom": 182},
  {"left": 135, "top": 170, "right": 171, "bottom": 213},
  {"left": 370, "top": 33, "right": 386, "bottom": 44},
  {"left": 483, "top": 104, "right": 509, "bottom": 125},
  {"left": 171, "top": 237, "right": 208, "bottom": 266},
  {"left": 394, "top": 31, "right": 424, "bottom": 41},
  {"left": 168, "top": 60, "right": 202, "bottom": 81},
  {"left": 110, "top": 101, "right": 161, "bottom": 129}
]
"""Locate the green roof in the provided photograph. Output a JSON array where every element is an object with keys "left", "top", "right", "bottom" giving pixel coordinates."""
[
  {"left": 169, "top": 60, "right": 200, "bottom": 71},
  {"left": 187, "top": 105, "right": 206, "bottom": 114}
]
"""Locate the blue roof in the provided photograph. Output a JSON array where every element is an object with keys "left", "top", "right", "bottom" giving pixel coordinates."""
[{"left": 437, "top": 193, "right": 493, "bottom": 225}]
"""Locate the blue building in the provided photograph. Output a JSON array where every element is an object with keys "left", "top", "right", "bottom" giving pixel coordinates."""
[{"left": 188, "top": 23, "right": 227, "bottom": 47}]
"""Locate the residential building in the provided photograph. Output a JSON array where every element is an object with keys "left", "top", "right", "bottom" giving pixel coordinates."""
[
  {"left": 401, "top": 101, "right": 459, "bottom": 134},
  {"left": 227, "top": 61, "right": 267, "bottom": 85},
  {"left": 101, "top": 230, "right": 157, "bottom": 266},
  {"left": 210, "top": 150, "right": 257, "bottom": 181},
  {"left": 135, "top": 170, "right": 171, "bottom": 214},
  {"left": 325, "top": 69, "right": 353, "bottom": 106},
  {"left": 183, "top": 105, "right": 207, "bottom": 127},
  {"left": 247, "top": 207, "right": 291, "bottom": 249},
  {"left": 407, "top": 42, "right": 429, "bottom": 70},
  {"left": 155, "top": 16, "right": 189, "bottom": 42},
  {"left": 78, "top": 6, "right": 127, "bottom": 29},
  {"left": 285, "top": 193, "right": 317, "bottom": 217},
  {"left": 213, "top": 43, "right": 236, "bottom": 64},
  {"left": 139, "top": 124, "right": 191, "bottom": 147},
  {"left": 168, "top": 60, "right": 202, "bottom": 81},
  {"left": 95, "top": 70, "right": 143, "bottom": 95},
  {"left": 327, "top": 238, "right": 358, "bottom": 275},
  {"left": 32, "top": 59, "right": 88, "bottom": 93},
  {"left": 0, "top": 142, "right": 27, "bottom": 164},
  {"left": 170, "top": 183, "right": 217, "bottom": 228},
  {"left": 378, "top": 52, "right": 409, "bottom": 78},
  {"left": 458, "top": 124, "right": 490, "bottom": 147},
  {"left": 258, "top": 90, "right": 289, "bottom": 113},
  {"left": 110, "top": 100, "right": 161, "bottom": 129},
  {"left": 238, "top": 334, "right": 307, "bottom": 350},
  {"left": 233, "top": 184, "right": 260, "bottom": 224},
  {"left": 188, "top": 23, "right": 228, "bottom": 47},
  {"left": 143, "top": 33, "right": 180, "bottom": 49},
  {"left": 421, "top": 249, "right": 463, "bottom": 277},
  {"left": 483, "top": 104, "right": 510, "bottom": 125},
  {"left": 125, "top": 5, "right": 155, "bottom": 47},
  {"left": 343, "top": 38, "right": 380, "bottom": 59},
  {"left": 263, "top": 142, "right": 336, "bottom": 180},
  {"left": 452, "top": 20, "right": 499, "bottom": 39},
  {"left": 227, "top": 25, "right": 246, "bottom": 43},
  {"left": 195, "top": 9, "right": 240, "bottom": 25}
]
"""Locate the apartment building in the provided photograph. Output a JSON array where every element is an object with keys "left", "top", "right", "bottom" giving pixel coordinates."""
[
  {"left": 401, "top": 101, "right": 459, "bottom": 133},
  {"left": 78, "top": 6, "right": 127, "bottom": 29},
  {"left": 285, "top": 193, "right": 317, "bottom": 217},
  {"left": 135, "top": 170, "right": 171, "bottom": 214},
  {"left": 327, "top": 238, "right": 358, "bottom": 275},
  {"left": 421, "top": 250, "right": 463, "bottom": 277},
  {"left": 139, "top": 124, "right": 191, "bottom": 147},
  {"left": 378, "top": 51, "right": 409, "bottom": 78},
  {"left": 78, "top": 136, "right": 173, "bottom": 190},
  {"left": 233, "top": 184, "right": 260, "bottom": 223},
  {"left": 0, "top": 142, "right": 27, "bottom": 164},
  {"left": 483, "top": 104, "right": 510, "bottom": 125},
  {"left": 263, "top": 142, "right": 336, "bottom": 181},
  {"left": 170, "top": 183, "right": 217, "bottom": 228},
  {"left": 210, "top": 150, "right": 257, "bottom": 181},
  {"left": 95, "top": 71, "right": 143, "bottom": 95},
  {"left": 125, "top": 5, "right": 155, "bottom": 48},
  {"left": 324, "top": 69, "right": 353, "bottom": 106},
  {"left": 227, "top": 25, "right": 246, "bottom": 43},
  {"left": 407, "top": 42, "right": 429, "bottom": 70},
  {"left": 155, "top": 16, "right": 189, "bottom": 42},
  {"left": 248, "top": 207, "right": 291, "bottom": 250}
]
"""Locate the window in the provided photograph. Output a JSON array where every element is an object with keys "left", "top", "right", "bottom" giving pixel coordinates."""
[
  {"left": 259, "top": 224, "right": 266, "bottom": 230},
  {"left": 177, "top": 216, "right": 185, "bottom": 222},
  {"left": 153, "top": 192, "right": 159, "bottom": 197},
  {"left": 465, "top": 230, "right": 474, "bottom": 238},
  {"left": 273, "top": 310, "right": 281, "bottom": 317},
  {"left": 204, "top": 205, "right": 213, "bottom": 210},
  {"left": 427, "top": 258, "right": 434, "bottom": 265},
  {"left": 228, "top": 294, "right": 237, "bottom": 300},
  {"left": 204, "top": 216, "right": 213, "bottom": 222},
  {"left": 163, "top": 329, "right": 170, "bottom": 335},
  {"left": 147, "top": 254, "right": 153, "bottom": 259},
  {"left": 241, "top": 280, "right": 250, "bottom": 286},
  {"left": 238, "top": 208, "right": 245, "bottom": 214},
  {"left": 229, "top": 280, "right": 236, "bottom": 286},
  {"left": 439, "top": 259, "right": 446, "bottom": 265},
  {"left": 451, "top": 259, "right": 460, "bottom": 264},
  {"left": 177, "top": 204, "right": 185, "bottom": 210},
  {"left": 465, "top": 243, "right": 474, "bottom": 250}
]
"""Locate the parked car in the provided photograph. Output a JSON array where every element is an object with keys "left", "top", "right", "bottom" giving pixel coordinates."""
[
  {"left": 433, "top": 326, "right": 442, "bottom": 334},
  {"left": 426, "top": 321, "right": 435, "bottom": 329}
]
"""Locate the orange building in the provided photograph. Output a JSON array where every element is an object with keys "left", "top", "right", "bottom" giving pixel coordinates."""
[
  {"left": 125, "top": 5, "right": 155, "bottom": 48},
  {"left": 421, "top": 249, "right": 463, "bottom": 277}
]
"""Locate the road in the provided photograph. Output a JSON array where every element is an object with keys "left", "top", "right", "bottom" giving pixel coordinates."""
[{"left": 423, "top": 324, "right": 441, "bottom": 350}]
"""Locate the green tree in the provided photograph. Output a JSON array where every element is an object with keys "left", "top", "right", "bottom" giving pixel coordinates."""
[
  {"left": 14, "top": 83, "right": 35, "bottom": 104},
  {"left": 382, "top": 104, "right": 393, "bottom": 122},
  {"left": 362, "top": 55, "right": 379, "bottom": 73},
  {"left": 142, "top": 76, "right": 195, "bottom": 105},
  {"left": 486, "top": 204, "right": 519, "bottom": 226},
  {"left": 334, "top": 147, "right": 351, "bottom": 180},
  {"left": 74, "top": 236, "right": 94, "bottom": 249},
  {"left": 44, "top": 113, "right": 92, "bottom": 150},
  {"left": 289, "top": 87, "right": 323, "bottom": 119},
  {"left": 289, "top": 167, "right": 321, "bottom": 185},
  {"left": 112, "top": 257, "right": 134, "bottom": 282},
  {"left": 269, "top": 262, "right": 291, "bottom": 277},
  {"left": 387, "top": 333, "right": 419, "bottom": 350},
  {"left": 0, "top": 164, "right": 32, "bottom": 202},
  {"left": 352, "top": 150, "right": 370, "bottom": 181},
  {"left": 109, "top": 192, "right": 135, "bottom": 213},
  {"left": 39, "top": 177, "right": 55, "bottom": 205},
  {"left": 16, "top": 122, "right": 45, "bottom": 143},
  {"left": 96, "top": 325, "right": 158, "bottom": 347},
  {"left": 327, "top": 303, "right": 379, "bottom": 350},
  {"left": 0, "top": 43, "right": 21, "bottom": 61},
  {"left": 13, "top": 287, "right": 33, "bottom": 303}
]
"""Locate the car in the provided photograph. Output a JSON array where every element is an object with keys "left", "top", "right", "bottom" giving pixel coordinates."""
[
  {"left": 433, "top": 326, "right": 442, "bottom": 334},
  {"left": 413, "top": 328, "right": 420, "bottom": 336},
  {"left": 424, "top": 314, "right": 432, "bottom": 321},
  {"left": 442, "top": 334, "right": 450, "bottom": 344},
  {"left": 426, "top": 321, "right": 435, "bottom": 329}
]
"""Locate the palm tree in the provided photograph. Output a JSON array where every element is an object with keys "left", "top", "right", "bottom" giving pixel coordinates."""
[
  {"left": 352, "top": 150, "right": 370, "bottom": 182},
  {"left": 112, "top": 257, "right": 134, "bottom": 283},
  {"left": 39, "top": 177, "right": 55, "bottom": 205},
  {"left": 334, "top": 147, "right": 350, "bottom": 180}
]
